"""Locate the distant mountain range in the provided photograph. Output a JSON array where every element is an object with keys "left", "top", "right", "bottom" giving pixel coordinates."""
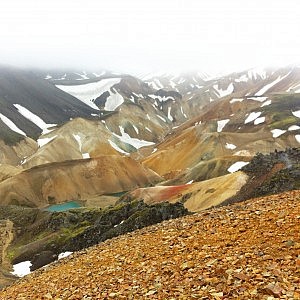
[{"left": 0, "top": 64, "right": 299, "bottom": 208}]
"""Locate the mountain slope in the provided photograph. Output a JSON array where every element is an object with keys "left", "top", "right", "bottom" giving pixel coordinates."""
[
  {"left": 124, "top": 147, "right": 300, "bottom": 212},
  {"left": 0, "top": 156, "right": 162, "bottom": 207},
  {"left": 141, "top": 93, "right": 300, "bottom": 183},
  {"left": 1, "top": 190, "right": 299, "bottom": 299},
  {"left": 0, "top": 66, "right": 99, "bottom": 141}
]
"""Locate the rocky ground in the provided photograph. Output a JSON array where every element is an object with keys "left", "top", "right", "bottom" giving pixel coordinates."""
[{"left": 0, "top": 190, "right": 299, "bottom": 299}]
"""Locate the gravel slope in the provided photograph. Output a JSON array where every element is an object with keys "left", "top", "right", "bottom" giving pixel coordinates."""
[{"left": 1, "top": 190, "right": 299, "bottom": 299}]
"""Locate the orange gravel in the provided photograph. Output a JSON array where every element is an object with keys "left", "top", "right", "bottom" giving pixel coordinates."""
[{"left": 1, "top": 190, "right": 300, "bottom": 299}]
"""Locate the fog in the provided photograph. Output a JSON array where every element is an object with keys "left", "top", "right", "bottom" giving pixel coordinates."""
[{"left": 0, "top": 0, "right": 299, "bottom": 75}]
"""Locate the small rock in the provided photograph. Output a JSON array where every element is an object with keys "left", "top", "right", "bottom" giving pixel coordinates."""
[
  {"left": 233, "top": 272, "right": 250, "bottom": 281},
  {"left": 211, "top": 292, "right": 223, "bottom": 298},
  {"left": 285, "top": 240, "right": 295, "bottom": 247},
  {"left": 181, "top": 261, "right": 194, "bottom": 270},
  {"left": 145, "top": 289, "right": 157, "bottom": 296},
  {"left": 108, "top": 292, "right": 117, "bottom": 298},
  {"left": 262, "top": 283, "right": 283, "bottom": 297}
]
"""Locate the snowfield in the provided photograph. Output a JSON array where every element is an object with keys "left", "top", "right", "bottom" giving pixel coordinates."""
[{"left": 56, "top": 78, "right": 122, "bottom": 110}]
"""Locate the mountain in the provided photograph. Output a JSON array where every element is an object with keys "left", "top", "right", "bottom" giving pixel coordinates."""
[
  {"left": 0, "top": 155, "right": 161, "bottom": 207},
  {"left": 0, "top": 63, "right": 299, "bottom": 211},
  {"left": 1, "top": 190, "right": 299, "bottom": 298},
  {"left": 0, "top": 63, "right": 299, "bottom": 288}
]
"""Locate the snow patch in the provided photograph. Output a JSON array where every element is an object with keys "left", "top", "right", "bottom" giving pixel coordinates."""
[
  {"left": 14, "top": 104, "right": 56, "bottom": 134},
  {"left": 261, "top": 100, "right": 272, "bottom": 107},
  {"left": 213, "top": 83, "right": 234, "bottom": 98},
  {"left": 58, "top": 252, "right": 73, "bottom": 260},
  {"left": 148, "top": 79, "right": 164, "bottom": 90},
  {"left": 271, "top": 129, "right": 286, "bottom": 138},
  {"left": 11, "top": 261, "right": 32, "bottom": 277},
  {"left": 255, "top": 72, "right": 291, "bottom": 96},
  {"left": 73, "top": 134, "right": 82, "bottom": 151},
  {"left": 292, "top": 110, "right": 300, "bottom": 118},
  {"left": 225, "top": 143, "right": 237, "bottom": 150},
  {"left": 187, "top": 180, "right": 194, "bottom": 184},
  {"left": 132, "top": 124, "right": 139, "bottom": 134},
  {"left": 148, "top": 94, "right": 174, "bottom": 102},
  {"left": 132, "top": 92, "right": 144, "bottom": 99},
  {"left": 154, "top": 79, "right": 163, "bottom": 89},
  {"left": 38, "top": 135, "right": 57, "bottom": 147},
  {"left": 104, "top": 90, "right": 124, "bottom": 111},
  {"left": 177, "top": 78, "right": 186, "bottom": 84},
  {"left": 230, "top": 98, "right": 244, "bottom": 103},
  {"left": 288, "top": 125, "right": 300, "bottom": 131},
  {"left": 75, "top": 71, "right": 89, "bottom": 80},
  {"left": 234, "top": 150, "right": 252, "bottom": 156},
  {"left": 113, "top": 127, "right": 155, "bottom": 149},
  {"left": 295, "top": 135, "right": 300, "bottom": 143},
  {"left": 235, "top": 74, "right": 248, "bottom": 82},
  {"left": 170, "top": 80, "right": 177, "bottom": 89},
  {"left": 244, "top": 112, "right": 262, "bottom": 124},
  {"left": 93, "top": 71, "right": 105, "bottom": 77},
  {"left": 167, "top": 107, "right": 173, "bottom": 121},
  {"left": 108, "top": 140, "right": 129, "bottom": 155},
  {"left": 0, "top": 113, "right": 27, "bottom": 136},
  {"left": 247, "top": 68, "right": 267, "bottom": 80},
  {"left": 82, "top": 153, "right": 90, "bottom": 159},
  {"left": 247, "top": 96, "right": 268, "bottom": 102},
  {"left": 157, "top": 115, "right": 167, "bottom": 122},
  {"left": 228, "top": 161, "right": 249, "bottom": 173},
  {"left": 180, "top": 106, "right": 187, "bottom": 118},
  {"left": 217, "top": 119, "right": 230, "bottom": 132},
  {"left": 254, "top": 116, "right": 265, "bottom": 125}
]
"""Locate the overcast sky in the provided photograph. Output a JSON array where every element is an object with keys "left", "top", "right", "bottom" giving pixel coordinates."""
[{"left": 0, "top": 0, "right": 299, "bottom": 75}]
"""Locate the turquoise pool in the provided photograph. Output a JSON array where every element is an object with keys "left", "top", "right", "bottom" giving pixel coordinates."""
[{"left": 45, "top": 201, "right": 82, "bottom": 212}]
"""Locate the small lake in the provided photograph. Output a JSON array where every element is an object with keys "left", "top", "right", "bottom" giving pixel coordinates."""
[{"left": 45, "top": 201, "right": 82, "bottom": 212}]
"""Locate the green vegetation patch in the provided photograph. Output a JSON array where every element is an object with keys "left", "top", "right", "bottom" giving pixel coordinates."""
[{"left": 263, "top": 94, "right": 300, "bottom": 130}]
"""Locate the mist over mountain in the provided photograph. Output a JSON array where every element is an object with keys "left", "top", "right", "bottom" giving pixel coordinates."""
[{"left": 1, "top": 0, "right": 299, "bottom": 75}]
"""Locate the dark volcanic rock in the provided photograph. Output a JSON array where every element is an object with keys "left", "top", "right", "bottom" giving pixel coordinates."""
[
  {"left": 223, "top": 148, "right": 300, "bottom": 205},
  {"left": 63, "top": 201, "right": 189, "bottom": 252},
  {"left": 8, "top": 201, "right": 189, "bottom": 270},
  {"left": 30, "top": 251, "right": 58, "bottom": 271}
]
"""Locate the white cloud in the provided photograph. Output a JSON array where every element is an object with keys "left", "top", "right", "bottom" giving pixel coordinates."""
[{"left": 0, "top": 0, "right": 299, "bottom": 74}]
